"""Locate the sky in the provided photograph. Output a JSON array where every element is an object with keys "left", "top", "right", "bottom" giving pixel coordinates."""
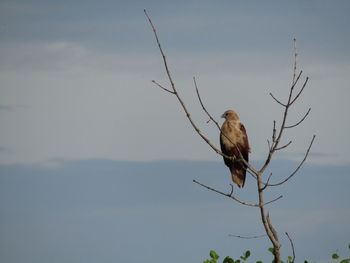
[
  {"left": 0, "top": 0, "right": 349, "bottom": 165},
  {"left": 0, "top": 0, "right": 349, "bottom": 262},
  {"left": 1, "top": 160, "right": 349, "bottom": 263}
]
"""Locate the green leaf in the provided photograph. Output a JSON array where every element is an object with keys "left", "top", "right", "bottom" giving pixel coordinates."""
[
  {"left": 287, "top": 256, "right": 293, "bottom": 263},
  {"left": 210, "top": 250, "right": 219, "bottom": 260},
  {"left": 304, "top": 261, "right": 308, "bottom": 263},
  {"left": 223, "top": 256, "right": 235, "bottom": 263},
  {"left": 210, "top": 260, "right": 217, "bottom": 263},
  {"left": 332, "top": 253, "right": 340, "bottom": 259},
  {"left": 245, "top": 251, "right": 251, "bottom": 259},
  {"left": 203, "top": 260, "right": 211, "bottom": 263},
  {"left": 256, "top": 261, "right": 263, "bottom": 263},
  {"left": 340, "top": 259, "right": 350, "bottom": 263},
  {"left": 235, "top": 260, "right": 241, "bottom": 263},
  {"left": 268, "top": 248, "right": 275, "bottom": 254}
]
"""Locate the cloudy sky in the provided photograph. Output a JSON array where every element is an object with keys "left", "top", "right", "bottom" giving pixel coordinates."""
[
  {"left": 0, "top": 0, "right": 349, "bottom": 165},
  {"left": 0, "top": 0, "right": 349, "bottom": 263}
]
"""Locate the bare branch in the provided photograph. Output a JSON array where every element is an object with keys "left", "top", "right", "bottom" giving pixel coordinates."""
[
  {"left": 260, "top": 70, "right": 303, "bottom": 175},
  {"left": 193, "top": 179, "right": 260, "bottom": 207},
  {"left": 264, "top": 195, "right": 283, "bottom": 206},
  {"left": 229, "top": 184, "right": 234, "bottom": 196},
  {"left": 275, "top": 140, "right": 292, "bottom": 151},
  {"left": 270, "top": 92, "right": 286, "bottom": 107},
  {"left": 290, "top": 70, "right": 303, "bottom": 93},
  {"left": 266, "top": 173, "right": 274, "bottom": 186},
  {"left": 266, "top": 135, "right": 316, "bottom": 187},
  {"left": 261, "top": 172, "right": 273, "bottom": 191},
  {"left": 193, "top": 77, "right": 221, "bottom": 130},
  {"left": 144, "top": 10, "right": 176, "bottom": 93},
  {"left": 290, "top": 77, "right": 309, "bottom": 105},
  {"left": 285, "top": 108, "right": 311, "bottom": 129},
  {"left": 229, "top": 234, "right": 267, "bottom": 239},
  {"left": 145, "top": 9, "right": 235, "bottom": 163},
  {"left": 285, "top": 232, "right": 296, "bottom": 262},
  {"left": 292, "top": 38, "right": 298, "bottom": 86},
  {"left": 257, "top": 174, "right": 281, "bottom": 262},
  {"left": 151, "top": 80, "right": 175, "bottom": 94},
  {"left": 193, "top": 179, "right": 282, "bottom": 207},
  {"left": 272, "top": 120, "right": 277, "bottom": 143},
  {"left": 267, "top": 212, "right": 279, "bottom": 242}
]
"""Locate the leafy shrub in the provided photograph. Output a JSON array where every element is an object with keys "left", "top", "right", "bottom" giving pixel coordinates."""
[{"left": 202, "top": 244, "right": 350, "bottom": 263}]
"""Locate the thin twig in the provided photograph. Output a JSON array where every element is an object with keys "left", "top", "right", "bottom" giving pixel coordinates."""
[
  {"left": 193, "top": 76, "right": 221, "bottom": 130},
  {"left": 275, "top": 140, "right": 292, "bottom": 151},
  {"left": 193, "top": 179, "right": 282, "bottom": 207},
  {"left": 270, "top": 93, "right": 287, "bottom": 107},
  {"left": 285, "top": 232, "right": 296, "bottom": 262},
  {"left": 285, "top": 108, "right": 311, "bottom": 129},
  {"left": 229, "top": 184, "right": 234, "bottom": 196},
  {"left": 264, "top": 195, "right": 283, "bottom": 206},
  {"left": 259, "top": 71, "right": 303, "bottom": 175},
  {"left": 145, "top": 9, "right": 240, "bottom": 164},
  {"left": 261, "top": 173, "right": 273, "bottom": 191},
  {"left": 265, "top": 135, "right": 315, "bottom": 187},
  {"left": 193, "top": 179, "right": 259, "bottom": 207},
  {"left": 152, "top": 80, "right": 175, "bottom": 94},
  {"left": 292, "top": 38, "right": 298, "bottom": 86},
  {"left": 229, "top": 234, "right": 267, "bottom": 239},
  {"left": 290, "top": 77, "right": 309, "bottom": 106},
  {"left": 144, "top": 10, "right": 176, "bottom": 93},
  {"left": 291, "top": 70, "right": 303, "bottom": 92}
]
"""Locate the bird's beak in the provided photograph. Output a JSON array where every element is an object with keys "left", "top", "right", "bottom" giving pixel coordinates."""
[{"left": 221, "top": 113, "right": 225, "bottom": 118}]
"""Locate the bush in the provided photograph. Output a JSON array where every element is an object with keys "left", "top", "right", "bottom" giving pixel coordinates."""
[{"left": 202, "top": 244, "right": 350, "bottom": 263}]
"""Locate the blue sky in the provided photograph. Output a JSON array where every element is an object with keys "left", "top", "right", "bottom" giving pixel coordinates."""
[
  {"left": 0, "top": 0, "right": 349, "bottom": 262},
  {"left": 0, "top": 160, "right": 349, "bottom": 263}
]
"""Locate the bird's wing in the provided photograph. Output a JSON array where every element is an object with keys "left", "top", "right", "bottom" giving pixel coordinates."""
[
  {"left": 239, "top": 123, "right": 250, "bottom": 163},
  {"left": 220, "top": 122, "right": 235, "bottom": 167}
]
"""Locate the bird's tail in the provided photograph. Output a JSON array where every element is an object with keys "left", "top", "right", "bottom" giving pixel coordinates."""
[{"left": 230, "top": 168, "right": 246, "bottom": 188}]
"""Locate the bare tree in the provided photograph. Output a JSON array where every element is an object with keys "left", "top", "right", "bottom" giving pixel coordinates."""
[{"left": 145, "top": 10, "right": 315, "bottom": 263}]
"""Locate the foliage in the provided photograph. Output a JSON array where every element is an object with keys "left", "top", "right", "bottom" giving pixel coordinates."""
[
  {"left": 202, "top": 244, "right": 350, "bottom": 263},
  {"left": 331, "top": 244, "right": 350, "bottom": 263},
  {"left": 203, "top": 249, "right": 251, "bottom": 263}
]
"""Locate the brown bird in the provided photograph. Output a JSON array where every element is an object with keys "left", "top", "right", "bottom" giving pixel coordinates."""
[{"left": 220, "top": 110, "right": 250, "bottom": 187}]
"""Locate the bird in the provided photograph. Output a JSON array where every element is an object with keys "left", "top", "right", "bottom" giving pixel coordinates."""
[{"left": 220, "top": 110, "right": 250, "bottom": 187}]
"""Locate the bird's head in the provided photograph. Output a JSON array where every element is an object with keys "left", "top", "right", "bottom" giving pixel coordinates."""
[{"left": 221, "top": 110, "right": 240, "bottom": 122}]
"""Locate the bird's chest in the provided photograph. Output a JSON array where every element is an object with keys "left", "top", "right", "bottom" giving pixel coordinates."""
[{"left": 221, "top": 124, "right": 244, "bottom": 147}]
